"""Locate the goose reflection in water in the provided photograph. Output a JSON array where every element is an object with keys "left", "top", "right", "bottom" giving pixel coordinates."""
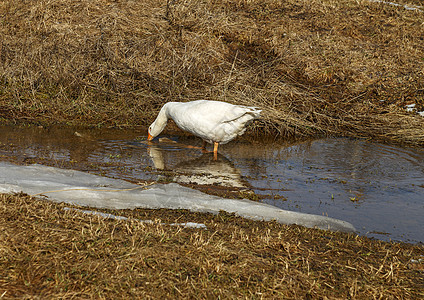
[{"left": 147, "top": 140, "right": 250, "bottom": 189}]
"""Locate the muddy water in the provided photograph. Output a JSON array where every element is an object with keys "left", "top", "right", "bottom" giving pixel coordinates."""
[{"left": 1, "top": 126, "right": 423, "bottom": 243}]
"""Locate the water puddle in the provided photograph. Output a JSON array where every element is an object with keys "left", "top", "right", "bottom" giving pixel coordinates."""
[{"left": 1, "top": 125, "right": 423, "bottom": 243}]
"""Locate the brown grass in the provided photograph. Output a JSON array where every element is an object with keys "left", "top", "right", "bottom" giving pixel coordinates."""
[
  {"left": 1, "top": 193, "right": 423, "bottom": 299},
  {"left": 0, "top": 0, "right": 423, "bottom": 145}
]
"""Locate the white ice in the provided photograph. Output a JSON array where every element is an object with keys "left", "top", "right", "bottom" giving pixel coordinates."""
[
  {"left": 0, "top": 162, "right": 355, "bottom": 233},
  {"left": 368, "top": 0, "right": 423, "bottom": 11},
  {"left": 404, "top": 104, "right": 424, "bottom": 117},
  {"left": 405, "top": 103, "right": 416, "bottom": 112},
  {"left": 63, "top": 207, "right": 207, "bottom": 229}
]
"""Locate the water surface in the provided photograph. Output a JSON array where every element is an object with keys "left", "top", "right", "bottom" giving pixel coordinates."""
[{"left": 1, "top": 126, "right": 423, "bottom": 243}]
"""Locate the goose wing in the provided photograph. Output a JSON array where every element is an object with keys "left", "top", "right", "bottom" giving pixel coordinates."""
[{"left": 167, "top": 100, "right": 261, "bottom": 143}]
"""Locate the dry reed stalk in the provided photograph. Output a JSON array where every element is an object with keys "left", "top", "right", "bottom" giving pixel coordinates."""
[{"left": 0, "top": 0, "right": 423, "bottom": 145}]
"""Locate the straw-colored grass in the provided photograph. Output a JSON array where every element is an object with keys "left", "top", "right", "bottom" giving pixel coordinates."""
[
  {"left": 0, "top": 193, "right": 423, "bottom": 298},
  {"left": 0, "top": 0, "right": 423, "bottom": 145}
]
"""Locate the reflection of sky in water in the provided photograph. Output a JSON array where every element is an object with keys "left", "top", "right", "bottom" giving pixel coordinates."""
[
  {"left": 223, "top": 139, "right": 424, "bottom": 243},
  {"left": 1, "top": 126, "right": 423, "bottom": 243}
]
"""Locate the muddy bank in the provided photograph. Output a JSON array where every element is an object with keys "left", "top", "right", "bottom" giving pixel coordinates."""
[{"left": 0, "top": 0, "right": 423, "bottom": 145}]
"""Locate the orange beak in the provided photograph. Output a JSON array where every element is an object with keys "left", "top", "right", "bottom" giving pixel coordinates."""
[{"left": 147, "top": 133, "right": 153, "bottom": 141}]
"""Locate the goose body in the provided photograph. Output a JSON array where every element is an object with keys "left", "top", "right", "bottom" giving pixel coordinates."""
[{"left": 147, "top": 100, "right": 261, "bottom": 154}]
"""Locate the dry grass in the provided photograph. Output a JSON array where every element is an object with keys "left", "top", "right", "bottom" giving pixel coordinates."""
[
  {"left": 0, "top": 0, "right": 423, "bottom": 145},
  {"left": 0, "top": 193, "right": 423, "bottom": 298}
]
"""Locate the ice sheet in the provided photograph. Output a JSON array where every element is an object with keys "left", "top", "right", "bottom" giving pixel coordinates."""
[
  {"left": 0, "top": 162, "right": 355, "bottom": 232},
  {"left": 63, "top": 207, "right": 207, "bottom": 229}
]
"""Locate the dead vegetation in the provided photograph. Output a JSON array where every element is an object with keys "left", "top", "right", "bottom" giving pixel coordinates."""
[
  {"left": 0, "top": 0, "right": 423, "bottom": 144},
  {"left": 0, "top": 193, "right": 423, "bottom": 298}
]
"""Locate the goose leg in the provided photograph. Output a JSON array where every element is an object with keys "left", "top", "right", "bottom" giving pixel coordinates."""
[{"left": 213, "top": 142, "right": 219, "bottom": 160}]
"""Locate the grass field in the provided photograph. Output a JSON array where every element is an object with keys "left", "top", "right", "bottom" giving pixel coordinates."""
[
  {"left": 0, "top": 0, "right": 423, "bottom": 145},
  {"left": 1, "top": 193, "right": 423, "bottom": 298},
  {"left": 1, "top": 0, "right": 424, "bottom": 298}
]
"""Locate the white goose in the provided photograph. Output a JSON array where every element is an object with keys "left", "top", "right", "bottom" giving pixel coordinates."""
[{"left": 147, "top": 100, "right": 261, "bottom": 156}]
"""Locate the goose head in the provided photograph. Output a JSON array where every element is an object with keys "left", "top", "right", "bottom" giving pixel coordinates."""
[{"left": 147, "top": 106, "right": 169, "bottom": 141}]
